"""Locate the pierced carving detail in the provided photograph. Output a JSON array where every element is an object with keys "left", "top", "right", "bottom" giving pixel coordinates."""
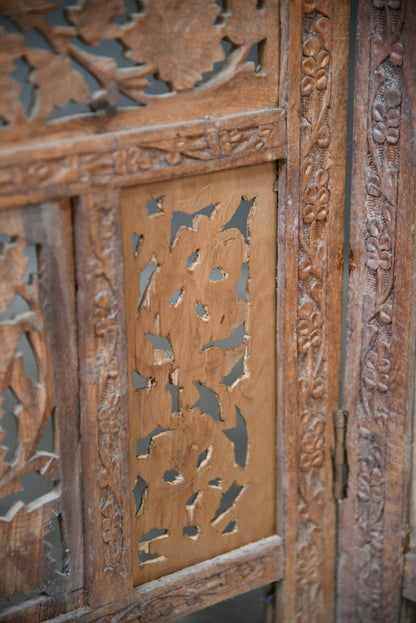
[
  {"left": 0, "top": 0, "right": 268, "bottom": 126},
  {"left": 0, "top": 236, "right": 60, "bottom": 603}
]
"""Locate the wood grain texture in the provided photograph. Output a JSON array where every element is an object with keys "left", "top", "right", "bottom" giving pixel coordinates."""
[
  {"left": 338, "top": 1, "right": 416, "bottom": 620},
  {"left": 46, "top": 536, "right": 283, "bottom": 623},
  {"left": 0, "top": 0, "right": 279, "bottom": 148},
  {"left": 276, "top": 0, "right": 349, "bottom": 620},
  {"left": 121, "top": 163, "right": 277, "bottom": 586},
  {"left": 0, "top": 109, "right": 285, "bottom": 211},
  {"left": 74, "top": 191, "right": 132, "bottom": 608},
  {"left": 0, "top": 203, "right": 84, "bottom": 620}
]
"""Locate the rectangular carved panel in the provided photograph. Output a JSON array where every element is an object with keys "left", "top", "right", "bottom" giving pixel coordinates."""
[
  {"left": 0, "top": 203, "right": 83, "bottom": 619},
  {"left": 121, "top": 163, "right": 277, "bottom": 585}
]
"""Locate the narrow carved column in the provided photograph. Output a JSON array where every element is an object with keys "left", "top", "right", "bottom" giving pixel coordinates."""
[{"left": 75, "top": 190, "right": 132, "bottom": 608}]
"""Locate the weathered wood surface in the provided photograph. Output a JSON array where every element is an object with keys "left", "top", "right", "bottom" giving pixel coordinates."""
[
  {"left": 74, "top": 191, "right": 132, "bottom": 608},
  {"left": 275, "top": 1, "right": 349, "bottom": 621},
  {"left": 0, "top": 109, "right": 285, "bottom": 211},
  {"left": 0, "top": 0, "right": 279, "bottom": 148},
  {"left": 122, "top": 163, "right": 277, "bottom": 586},
  {"left": 338, "top": 1, "right": 416, "bottom": 621},
  {"left": 47, "top": 536, "right": 284, "bottom": 623},
  {"left": 0, "top": 203, "right": 84, "bottom": 621}
]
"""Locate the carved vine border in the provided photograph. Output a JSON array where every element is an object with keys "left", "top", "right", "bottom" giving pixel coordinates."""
[
  {"left": 296, "top": 1, "right": 333, "bottom": 618},
  {"left": 354, "top": 1, "right": 403, "bottom": 620}
]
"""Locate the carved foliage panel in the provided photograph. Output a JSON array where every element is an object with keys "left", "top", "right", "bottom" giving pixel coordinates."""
[
  {"left": 0, "top": 0, "right": 278, "bottom": 141},
  {"left": 0, "top": 203, "right": 83, "bottom": 615},
  {"left": 121, "top": 163, "right": 277, "bottom": 585}
]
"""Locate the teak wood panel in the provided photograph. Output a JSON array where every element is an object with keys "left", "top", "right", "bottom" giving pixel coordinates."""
[{"left": 122, "top": 163, "right": 277, "bottom": 586}]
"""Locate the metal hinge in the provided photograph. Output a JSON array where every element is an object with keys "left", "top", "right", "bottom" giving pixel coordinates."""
[{"left": 333, "top": 409, "right": 348, "bottom": 501}]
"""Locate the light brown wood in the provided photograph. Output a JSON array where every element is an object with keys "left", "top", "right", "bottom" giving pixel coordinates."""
[{"left": 121, "top": 163, "right": 277, "bottom": 586}]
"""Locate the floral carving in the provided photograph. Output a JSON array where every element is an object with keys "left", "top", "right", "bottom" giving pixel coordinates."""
[
  {"left": 0, "top": 0, "right": 269, "bottom": 126},
  {"left": 352, "top": 1, "right": 403, "bottom": 619},
  {"left": 296, "top": 4, "right": 333, "bottom": 619}
]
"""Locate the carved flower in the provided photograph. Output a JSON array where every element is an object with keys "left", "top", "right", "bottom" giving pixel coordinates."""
[
  {"left": 303, "top": 169, "right": 329, "bottom": 223},
  {"left": 363, "top": 341, "right": 391, "bottom": 392},
  {"left": 300, "top": 413, "right": 325, "bottom": 472},
  {"left": 94, "top": 292, "right": 116, "bottom": 336},
  {"left": 102, "top": 501, "right": 122, "bottom": 544},
  {"left": 98, "top": 402, "right": 120, "bottom": 435},
  {"left": 301, "top": 37, "right": 329, "bottom": 96},
  {"left": 379, "top": 303, "right": 393, "bottom": 324},
  {"left": 121, "top": 1, "right": 224, "bottom": 91},
  {"left": 298, "top": 299, "right": 323, "bottom": 353},
  {"left": 297, "top": 543, "right": 320, "bottom": 587},
  {"left": 357, "top": 460, "right": 383, "bottom": 505},
  {"left": 372, "top": 90, "right": 401, "bottom": 145},
  {"left": 365, "top": 220, "right": 392, "bottom": 271},
  {"left": 113, "top": 147, "right": 152, "bottom": 175},
  {"left": 299, "top": 256, "right": 313, "bottom": 280}
]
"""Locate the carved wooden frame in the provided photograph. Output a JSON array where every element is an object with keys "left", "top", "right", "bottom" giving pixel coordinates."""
[{"left": 0, "top": 1, "right": 351, "bottom": 622}]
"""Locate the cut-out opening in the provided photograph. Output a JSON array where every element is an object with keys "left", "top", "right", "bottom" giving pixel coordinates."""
[
  {"left": 136, "top": 426, "right": 169, "bottom": 457},
  {"left": 237, "top": 262, "right": 249, "bottom": 302},
  {"left": 183, "top": 525, "right": 200, "bottom": 539},
  {"left": 145, "top": 333, "right": 174, "bottom": 365},
  {"left": 208, "top": 478, "right": 223, "bottom": 489},
  {"left": 195, "top": 301, "right": 210, "bottom": 321},
  {"left": 187, "top": 250, "right": 200, "bottom": 269},
  {"left": 23, "top": 243, "right": 38, "bottom": 284},
  {"left": 138, "top": 550, "right": 165, "bottom": 564},
  {"left": 146, "top": 196, "right": 164, "bottom": 216},
  {"left": 221, "top": 196, "right": 255, "bottom": 244},
  {"left": 202, "top": 323, "right": 246, "bottom": 351},
  {"left": 163, "top": 469, "right": 184, "bottom": 484},
  {"left": 16, "top": 332, "right": 39, "bottom": 383},
  {"left": 209, "top": 267, "right": 227, "bottom": 282},
  {"left": 0, "top": 387, "right": 18, "bottom": 463},
  {"left": 223, "top": 406, "right": 248, "bottom": 467},
  {"left": 222, "top": 519, "right": 238, "bottom": 534},
  {"left": 0, "top": 587, "right": 43, "bottom": 610},
  {"left": 36, "top": 412, "right": 54, "bottom": 454},
  {"left": 132, "top": 233, "right": 143, "bottom": 255},
  {"left": 197, "top": 39, "right": 233, "bottom": 81},
  {"left": 0, "top": 294, "right": 30, "bottom": 322},
  {"left": 186, "top": 491, "right": 200, "bottom": 508},
  {"left": 169, "top": 288, "right": 184, "bottom": 306},
  {"left": 132, "top": 370, "right": 149, "bottom": 390},
  {"left": 246, "top": 39, "right": 267, "bottom": 74},
  {"left": 133, "top": 476, "right": 147, "bottom": 515},
  {"left": 46, "top": 513, "right": 66, "bottom": 575},
  {"left": 211, "top": 482, "right": 244, "bottom": 525},
  {"left": 143, "top": 73, "right": 172, "bottom": 95},
  {"left": 197, "top": 446, "right": 212, "bottom": 469},
  {"left": 10, "top": 56, "right": 34, "bottom": 118},
  {"left": 170, "top": 204, "right": 215, "bottom": 246},
  {"left": 222, "top": 356, "right": 246, "bottom": 388},
  {"left": 140, "top": 528, "right": 168, "bottom": 543},
  {"left": 165, "top": 376, "right": 181, "bottom": 413},
  {"left": 191, "top": 382, "right": 222, "bottom": 421},
  {"left": 0, "top": 471, "right": 55, "bottom": 517},
  {"left": 138, "top": 261, "right": 158, "bottom": 307}
]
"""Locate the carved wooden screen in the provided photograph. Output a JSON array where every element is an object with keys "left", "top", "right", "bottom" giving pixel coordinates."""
[{"left": 0, "top": 1, "right": 351, "bottom": 622}]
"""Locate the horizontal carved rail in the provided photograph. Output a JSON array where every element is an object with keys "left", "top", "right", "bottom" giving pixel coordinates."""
[
  {"left": 46, "top": 535, "right": 283, "bottom": 623},
  {"left": 0, "top": 109, "right": 285, "bottom": 210}
]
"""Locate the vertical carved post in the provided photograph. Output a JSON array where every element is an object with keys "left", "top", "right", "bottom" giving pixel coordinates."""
[
  {"left": 75, "top": 191, "right": 132, "bottom": 608},
  {"left": 338, "top": 1, "right": 415, "bottom": 620},
  {"left": 278, "top": 0, "right": 349, "bottom": 620}
]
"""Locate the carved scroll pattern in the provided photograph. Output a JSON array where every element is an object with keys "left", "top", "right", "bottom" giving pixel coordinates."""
[
  {"left": 87, "top": 195, "right": 129, "bottom": 583},
  {"left": 0, "top": 236, "right": 60, "bottom": 604},
  {"left": 0, "top": 0, "right": 267, "bottom": 127},
  {"left": 296, "top": 2, "right": 333, "bottom": 618},
  {"left": 123, "top": 165, "right": 276, "bottom": 586},
  {"left": 353, "top": 2, "right": 403, "bottom": 620}
]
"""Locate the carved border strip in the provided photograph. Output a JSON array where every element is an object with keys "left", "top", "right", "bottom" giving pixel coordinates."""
[
  {"left": 75, "top": 190, "right": 132, "bottom": 609},
  {"left": 47, "top": 536, "right": 283, "bottom": 623},
  {"left": 0, "top": 109, "right": 285, "bottom": 210},
  {"left": 338, "top": 1, "right": 413, "bottom": 620},
  {"left": 292, "top": 1, "right": 349, "bottom": 620}
]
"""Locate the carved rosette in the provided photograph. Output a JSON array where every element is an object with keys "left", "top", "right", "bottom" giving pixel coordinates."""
[
  {"left": 296, "top": 2, "right": 333, "bottom": 618},
  {"left": 354, "top": 1, "right": 403, "bottom": 619}
]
